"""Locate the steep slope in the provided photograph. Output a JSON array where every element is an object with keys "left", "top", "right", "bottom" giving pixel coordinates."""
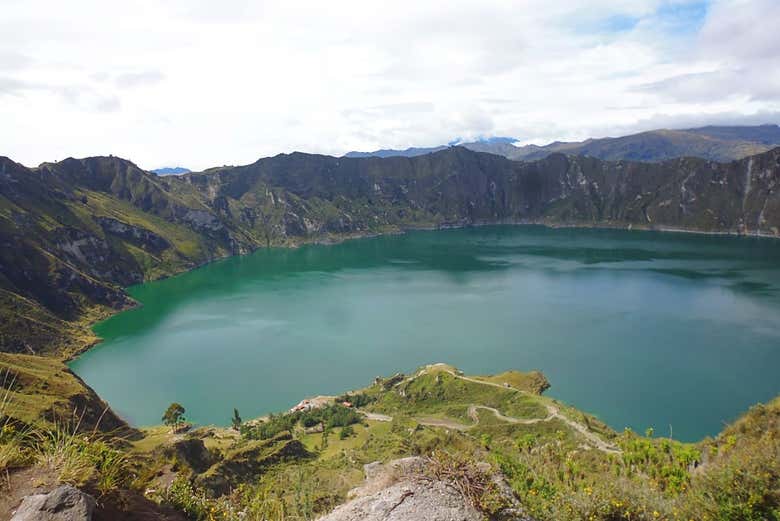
[
  {"left": 0, "top": 352, "right": 135, "bottom": 435},
  {"left": 186, "top": 146, "right": 780, "bottom": 237},
  {"left": 0, "top": 155, "right": 259, "bottom": 354},
  {"left": 1, "top": 147, "right": 780, "bottom": 355}
]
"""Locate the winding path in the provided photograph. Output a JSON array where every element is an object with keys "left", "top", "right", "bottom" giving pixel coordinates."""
[{"left": 365, "top": 365, "right": 620, "bottom": 454}]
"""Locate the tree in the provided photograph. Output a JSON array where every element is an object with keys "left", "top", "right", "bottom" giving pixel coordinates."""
[
  {"left": 231, "top": 408, "right": 242, "bottom": 431},
  {"left": 162, "top": 402, "right": 186, "bottom": 432}
]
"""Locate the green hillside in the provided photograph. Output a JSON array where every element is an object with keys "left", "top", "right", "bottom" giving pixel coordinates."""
[{"left": 3, "top": 363, "right": 775, "bottom": 520}]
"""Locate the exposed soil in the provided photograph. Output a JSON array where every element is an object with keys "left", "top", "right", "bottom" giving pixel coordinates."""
[{"left": 1, "top": 465, "right": 186, "bottom": 521}]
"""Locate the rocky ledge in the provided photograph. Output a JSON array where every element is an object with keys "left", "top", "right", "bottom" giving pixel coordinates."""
[{"left": 317, "top": 457, "right": 534, "bottom": 521}]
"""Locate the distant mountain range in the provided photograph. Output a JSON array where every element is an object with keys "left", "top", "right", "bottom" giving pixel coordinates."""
[
  {"left": 151, "top": 166, "right": 191, "bottom": 175},
  {"left": 344, "top": 146, "right": 449, "bottom": 159},
  {"left": 345, "top": 124, "right": 780, "bottom": 163},
  {"left": 344, "top": 137, "right": 518, "bottom": 159}
]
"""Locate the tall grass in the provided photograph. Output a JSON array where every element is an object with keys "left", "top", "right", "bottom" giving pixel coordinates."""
[
  {"left": 1, "top": 369, "right": 34, "bottom": 478},
  {"left": 1, "top": 369, "right": 129, "bottom": 496},
  {"left": 32, "top": 408, "right": 131, "bottom": 495},
  {"left": 33, "top": 411, "right": 93, "bottom": 484}
]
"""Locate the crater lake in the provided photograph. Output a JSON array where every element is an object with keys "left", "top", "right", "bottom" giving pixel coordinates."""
[{"left": 69, "top": 226, "right": 780, "bottom": 441}]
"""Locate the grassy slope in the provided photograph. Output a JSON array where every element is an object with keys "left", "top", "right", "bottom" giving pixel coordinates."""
[
  {"left": 2, "top": 359, "right": 777, "bottom": 520},
  {"left": 0, "top": 157, "right": 238, "bottom": 357},
  {"left": 0, "top": 353, "right": 133, "bottom": 435},
  {"left": 366, "top": 365, "right": 550, "bottom": 423},
  {"left": 107, "top": 364, "right": 778, "bottom": 521}
]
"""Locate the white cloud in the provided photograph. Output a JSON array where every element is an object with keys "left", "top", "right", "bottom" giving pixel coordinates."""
[
  {"left": 634, "top": 0, "right": 780, "bottom": 106},
  {"left": 114, "top": 71, "right": 166, "bottom": 89},
  {"left": 0, "top": 0, "right": 777, "bottom": 169}
]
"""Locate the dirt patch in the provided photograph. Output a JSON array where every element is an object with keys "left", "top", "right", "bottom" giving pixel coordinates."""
[
  {"left": 1, "top": 465, "right": 186, "bottom": 521},
  {"left": 1, "top": 466, "right": 60, "bottom": 520}
]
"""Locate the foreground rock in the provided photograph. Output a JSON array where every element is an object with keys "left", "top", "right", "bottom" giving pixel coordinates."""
[
  {"left": 11, "top": 485, "right": 95, "bottom": 521},
  {"left": 319, "top": 478, "right": 482, "bottom": 521},
  {"left": 318, "top": 457, "right": 532, "bottom": 521}
]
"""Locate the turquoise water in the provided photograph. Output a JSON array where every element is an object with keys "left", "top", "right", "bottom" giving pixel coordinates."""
[{"left": 69, "top": 226, "right": 780, "bottom": 441}]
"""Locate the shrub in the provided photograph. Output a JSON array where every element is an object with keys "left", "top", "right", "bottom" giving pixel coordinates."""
[
  {"left": 425, "top": 449, "right": 513, "bottom": 516},
  {"left": 679, "top": 431, "right": 779, "bottom": 521},
  {"left": 35, "top": 424, "right": 95, "bottom": 485},
  {"left": 243, "top": 405, "right": 362, "bottom": 441},
  {"left": 336, "top": 392, "right": 375, "bottom": 408},
  {"left": 339, "top": 425, "right": 355, "bottom": 440}
]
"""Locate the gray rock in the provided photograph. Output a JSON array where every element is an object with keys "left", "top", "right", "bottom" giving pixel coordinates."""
[
  {"left": 318, "top": 479, "right": 483, "bottom": 521},
  {"left": 325, "top": 457, "right": 535, "bottom": 521},
  {"left": 11, "top": 485, "right": 96, "bottom": 521},
  {"left": 362, "top": 461, "right": 383, "bottom": 481}
]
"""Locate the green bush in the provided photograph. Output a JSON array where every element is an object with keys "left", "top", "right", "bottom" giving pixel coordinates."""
[
  {"left": 243, "top": 405, "right": 362, "bottom": 441},
  {"left": 336, "top": 392, "right": 375, "bottom": 408}
]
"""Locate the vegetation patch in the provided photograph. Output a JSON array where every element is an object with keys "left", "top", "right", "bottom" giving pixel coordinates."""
[
  {"left": 367, "top": 369, "right": 549, "bottom": 423},
  {"left": 2, "top": 363, "right": 778, "bottom": 521}
]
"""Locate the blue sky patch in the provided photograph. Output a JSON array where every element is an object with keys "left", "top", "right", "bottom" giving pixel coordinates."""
[{"left": 654, "top": 1, "right": 709, "bottom": 35}]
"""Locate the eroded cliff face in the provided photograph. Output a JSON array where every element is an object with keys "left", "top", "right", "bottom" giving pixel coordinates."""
[
  {"left": 183, "top": 146, "right": 780, "bottom": 238},
  {"left": 1, "top": 147, "right": 779, "bottom": 354}
]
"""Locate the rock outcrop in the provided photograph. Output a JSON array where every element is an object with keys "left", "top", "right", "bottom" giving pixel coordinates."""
[
  {"left": 10, "top": 485, "right": 96, "bottom": 521},
  {"left": 318, "top": 457, "right": 534, "bottom": 521},
  {"left": 319, "top": 478, "right": 482, "bottom": 521}
]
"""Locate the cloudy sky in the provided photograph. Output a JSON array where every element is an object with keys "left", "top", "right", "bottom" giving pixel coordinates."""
[{"left": 1, "top": 0, "right": 778, "bottom": 170}]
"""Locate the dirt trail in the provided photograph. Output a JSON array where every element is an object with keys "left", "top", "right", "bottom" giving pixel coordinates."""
[
  {"left": 467, "top": 405, "right": 553, "bottom": 425},
  {"left": 361, "top": 411, "right": 393, "bottom": 422},
  {"left": 374, "top": 364, "right": 621, "bottom": 454},
  {"left": 415, "top": 417, "right": 471, "bottom": 431},
  {"left": 452, "top": 370, "right": 620, "bottom": 454}
]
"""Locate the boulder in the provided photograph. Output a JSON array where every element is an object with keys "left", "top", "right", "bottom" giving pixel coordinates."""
[
  {"left": 318, "top": 478, "right": 482, "bottom": 521},
  {"left": 321, "top": 457, "right": 534, "bottom": 521},
  {"left": 11, "top": 485, "right": 95, "bottom": 521}
]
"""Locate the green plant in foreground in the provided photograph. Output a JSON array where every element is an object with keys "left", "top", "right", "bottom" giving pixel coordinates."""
[
  {"left": 424, "top": 449, "right": 512, "bottom": 516},
  {"left": 1, "top": 369, "right": 37, "bottom": 478},
  {"left": 1, "top": 371, "right": 131, "bottom": 497},
  {"left": 31, "top": 412, "right": 131, "bottom": 495},
  {"left": 159, "top": 476, "right": 211, "bottom": 520}
]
